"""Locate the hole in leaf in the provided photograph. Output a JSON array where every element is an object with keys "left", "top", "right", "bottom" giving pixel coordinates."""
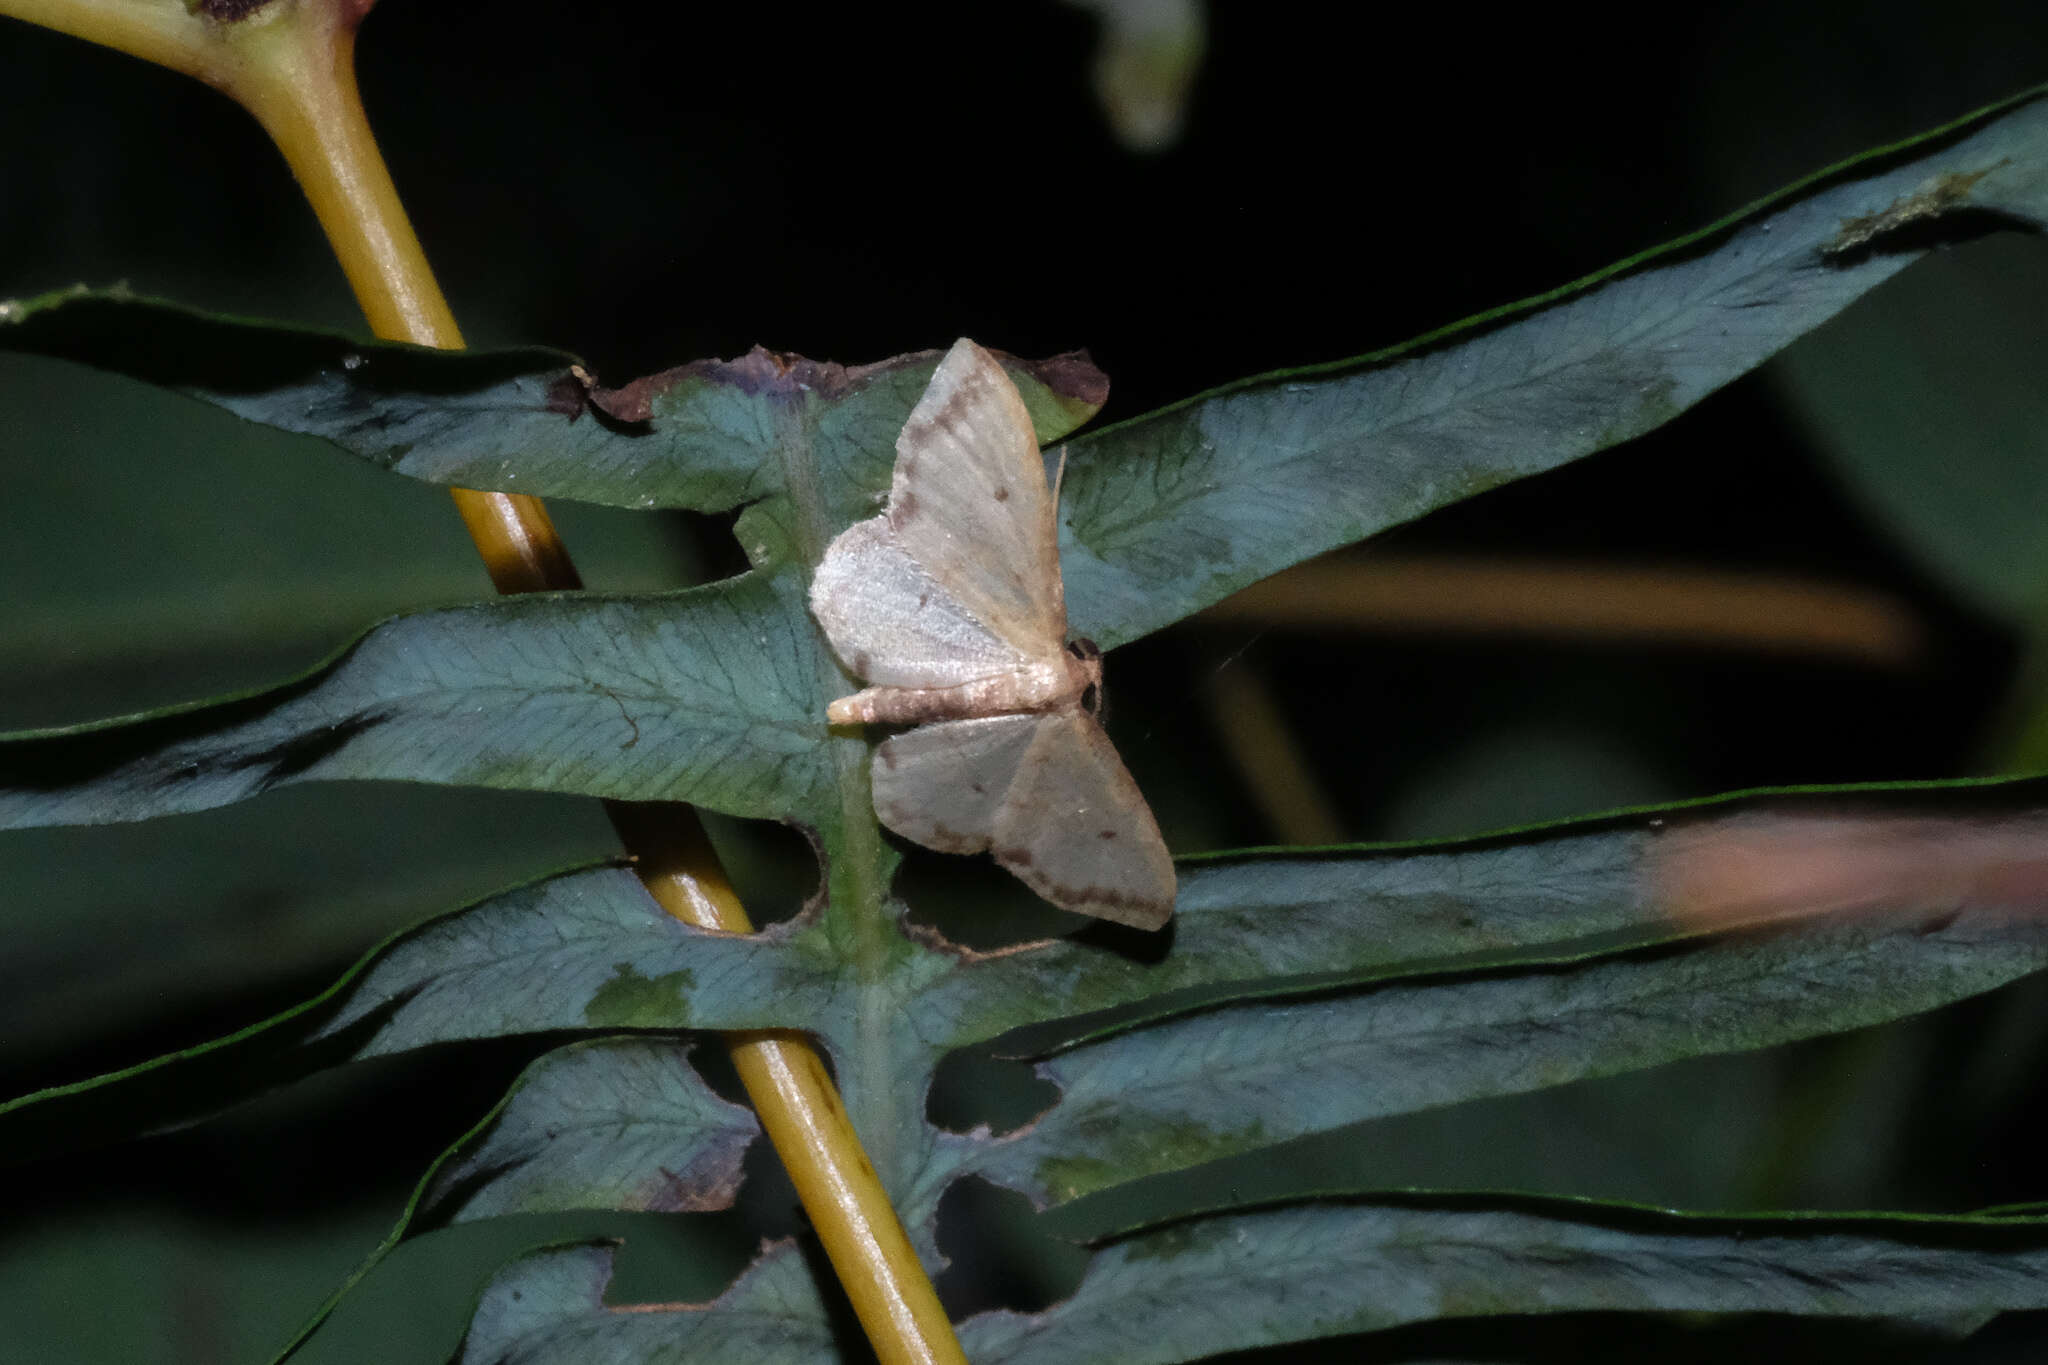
[
  {"left": 681, "top": 506, "right": 756, "bottom": 582},
  {"left": 544, "top": 502, "right": 752, "bottom": 590},
  {"left": 578, "top": 1210, "right": 777, "bottom": 1310},
  {"left": 932, "top": 1176, "right": 1087, "bottom": 1320},
  {"left": 893, "top": 839, "right": 1091, "bottom": 950},
  {"left": 730, "top": 1121, "right": 807, "bottom": 1242},
  {"left": 700, "top": 812, "right": 819, "bottom": 928},
  {"left": 683, "top": 1037, "right": 748, "bottom": 1107},
  {"left": 926, "top": 1047, "right": 1059, "bottom": 1138}
]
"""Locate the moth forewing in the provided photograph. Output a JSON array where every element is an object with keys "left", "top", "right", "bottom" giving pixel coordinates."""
[
  {"left": 810, "top": 517, "right": 1031, "bottom": 698},
  {"left": 885, "top": 339, "right": 1067, "bottom": 657},
  {"left": 810, "top": 336, "right": 1177, "bottom": 928}
]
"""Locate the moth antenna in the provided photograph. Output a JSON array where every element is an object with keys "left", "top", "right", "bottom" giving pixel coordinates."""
[
  {"left": 1203, "top": 629, "right": 1270, "bottom": 686},
  {"left": 1137, "top": 629, "right": 1271, "bottom": 746},
  {"left": 1051, "top": 444, "right": 1069, "bottom": 505}
]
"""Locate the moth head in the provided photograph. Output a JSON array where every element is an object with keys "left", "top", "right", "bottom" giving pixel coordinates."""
[{"left": 1067, "top": 637, "right": 1105, "bottom": 716}]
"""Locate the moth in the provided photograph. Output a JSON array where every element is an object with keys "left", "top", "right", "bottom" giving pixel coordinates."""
[{"left": 809, "top": 338, "right": 1176, "bottom": 930}]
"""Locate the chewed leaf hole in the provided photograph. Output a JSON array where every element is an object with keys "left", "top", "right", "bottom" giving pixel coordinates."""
[
  {"left": 680, "top": 506, "right": 755, "bottom": 582},
  {"left": 699, "top": 812, "right": 819, "bottom": 927},
  {"left": 926, "top": 1047, "right": 1058, "bottom": 1138},
  {"left": 893, "top": 836, "right": 1092, "bottom": 949},
  {"left": 933, "top": 1176, "right": 1087, "bottom": 1319}
]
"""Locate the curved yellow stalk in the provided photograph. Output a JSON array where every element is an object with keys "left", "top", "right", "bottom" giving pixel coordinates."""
[{"left": 0, "top": 2, "right": 966, "bottom": 1359}]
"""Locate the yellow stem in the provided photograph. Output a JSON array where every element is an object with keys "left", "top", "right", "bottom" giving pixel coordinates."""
[{"left": 3, "top": 2, "right": 965, "bottom": 1359}]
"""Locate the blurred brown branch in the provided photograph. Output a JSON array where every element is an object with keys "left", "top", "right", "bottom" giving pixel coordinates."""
[{"left": 1201, "top": 554, "right": 1927, "bottom": 667}]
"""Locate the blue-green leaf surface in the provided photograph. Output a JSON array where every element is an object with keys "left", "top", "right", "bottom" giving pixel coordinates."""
[
  {"left": 1059, "top": 93, "right": 2048, "bottom": 644},
  {"left": 0, "top": 288, "right": 1107, "bottom": 531},
  {"left": 13, "top": 87, "right": 2048, "bottom": 1365},
  {"left": 915, "top": 822, "right": 1658, "bottom": 1050},
  {"left": 454, "top": 1241, "right": 835, "bottom": 1365},
  {"left": 11, "top": 96, "right": 2047, "bottom": 648},
  {"left": 10, "top": 97, "right": 2048, "bottom": 831},
  {"left": 0, "top": 571, "right": 832, "bottom": 831},
  {"left": 271, "top": 1037, "right": 761, "bottom": 1363},
  {"left": 0, "top": 865, "right": 829, "bottom": 1164},
  {"left": 967, "top": 905, "right": 2048, "bottom": 1204},
  {"left": 443, "top": 1199, "right": 2048, "bottom": 1364},
  {"left": 417, "top": 1038, "right": 759, "bottom": 1223},
  {"left": 0, "top": 794, "right": 1745, "bottom": 1171},
  {"left": 957, "top": 1197, "right": 2048, "bottom": 1363}
]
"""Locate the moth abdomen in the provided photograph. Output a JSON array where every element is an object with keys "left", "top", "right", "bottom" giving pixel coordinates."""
[{"left": 826, "top": 659, "right": 1082, "bottom": 727}]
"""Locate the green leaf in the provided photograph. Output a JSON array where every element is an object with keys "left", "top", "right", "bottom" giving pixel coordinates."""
[
  {"left": 271, "top": 1037, "right": 760, "bottom": 1363},
  {"left": 416, "top": 1037, "right": 759, "bottom": 1222},
  {"left": 0, "top": 865, "right": 826, "bottom": 1165},
  {"left": 957, "top": 1196, "right": 2048, "bottom": 1362},
  {"left": 453, "top": 1241, "right": 836, "bottom": 1365},
  {"left": 13, "top": 95, "right": 2048, "bottom": 648},
  {"left": 0, "top": 570, "right": 836, "bottom": 831},
  {"left": 968, "top": 906, "right": 2048, "bottom": 1205},
  {"left": 15, "top": 779, "right": 2048, "bottom": 1359},
  {"left": 17, "top": 87, "right": 2048, "bottom": 1365},
  {"left": 917, "top": 820, "right": 1664, "bottom": 1050},
  {"left": 0, "top": 286, "right": 1108, "bottom": 535},
  {"left": 443, "top": 1198, "right": 2048, "bottom": 1363},
  {"left": 0, "top": 788, "right": 1715, "bottom": 1170},
  {"left": 15, "top": 97, "right": 2048, "bottom": 834},
  {"left": 1059, "top": 91, "right": 2048, "bottom": 645}
]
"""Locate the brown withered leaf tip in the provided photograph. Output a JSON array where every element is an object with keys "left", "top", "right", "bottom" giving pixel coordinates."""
[
  {"left": 543, "top": 366, "right": 595, "bottom": 420},
  {"left": 1015, "top": 348, "right": 1109, "bottom": 409},
  {"left": 544, "top": 344, "right": 1111, "bottom": 429}
]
